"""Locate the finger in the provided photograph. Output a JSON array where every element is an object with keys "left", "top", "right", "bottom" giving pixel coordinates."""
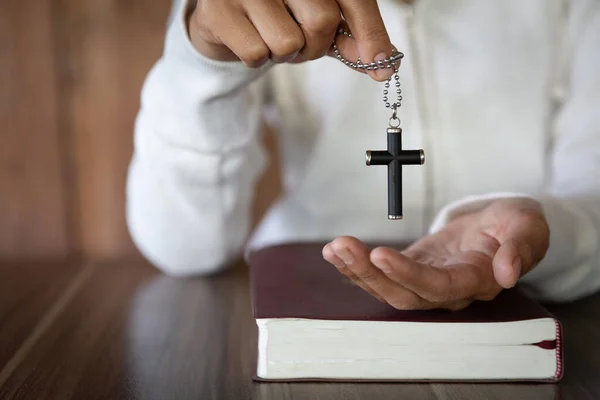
[
  {"left": 492, "top": 239, "right": 524, "bottom": 289},
  {"left": 246, "top": 0, "right": 305, "bottom": 63},
  {"left": 336, "top": 0, "right": 394, "bottom": 81},
  {"left": 323, "top": 21, "right": 367, "bottom": 74},
  {"left": 490, "top": 207, "right": 550, "bottom": 288},
  {"left": 285, "top": 0, "right": 341, "bottom": 61},
  {"left": 330, "top": 237, "right": 428, "bottom": 310},
  {"left": 323, "top": 243, "right": 387, "bottom": 303},
  {"left": 197, "top": 7, "right": 270, "bottom": 67},
  {"left": 370, "top": 247, "right": 485, "bottom": 303},
  {"left": 444, "top": 299, "right": 475, "bottom": 312},
  {"left": 188, "top": 5, "right": 239, "bottom": 62}
]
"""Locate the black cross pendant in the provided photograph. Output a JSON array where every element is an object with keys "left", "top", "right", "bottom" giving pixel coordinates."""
[{"left": 366, "top": 127, "right": 425, "bottom": 220}]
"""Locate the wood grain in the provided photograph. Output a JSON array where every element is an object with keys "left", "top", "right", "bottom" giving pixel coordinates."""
[
  {"left": 0, "top": 261, "right": 80, "bottom": 372},
  {"left": 0, "top": 0, "right": 70, "bottom": 259},
  {"left": 2, "top": 260, "right": 598, "bottom": 399},
  {"left": 54, "top": 0, "right": 171, "bottom": 259}
]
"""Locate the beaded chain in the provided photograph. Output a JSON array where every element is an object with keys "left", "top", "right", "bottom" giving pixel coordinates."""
[{"left": 331, "top": 28, "right": 404, "bottom": 127}]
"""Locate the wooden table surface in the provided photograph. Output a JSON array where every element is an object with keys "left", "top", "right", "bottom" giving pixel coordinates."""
[{"left": 1, "top": 260, "right": 599, "bottom": 400}]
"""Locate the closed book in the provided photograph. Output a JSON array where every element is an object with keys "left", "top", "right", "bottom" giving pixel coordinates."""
[{"left": 249, "top": 242, "right": 564, "bottom": 382}]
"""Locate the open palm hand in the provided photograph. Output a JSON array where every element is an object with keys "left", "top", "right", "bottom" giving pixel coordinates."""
[{"left": 323, "top": 198, "right": 550, "bottom": 311}]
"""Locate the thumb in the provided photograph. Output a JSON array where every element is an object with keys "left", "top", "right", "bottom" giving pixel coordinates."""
[
  {"left": 491, "top": 209, "right": 550, "bottom": 289},
  {"left": 336, "top": 0, "right": 395, "bottom": 81}
]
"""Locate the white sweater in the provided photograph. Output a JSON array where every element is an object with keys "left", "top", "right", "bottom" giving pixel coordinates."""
[{"left": 126, "top": 0, "right": 600, "bottom": 302}]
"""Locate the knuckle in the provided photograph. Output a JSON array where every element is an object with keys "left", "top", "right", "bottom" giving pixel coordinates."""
[
  {"left": 241, "top": 44, "right": 269, "bottom": 66},
  {"left": 359, "top": 26, "right": 388, "bottom": 44},
  {"left": 332, "top": 262, "right": 345, "bottom": 271},
  {"left": 355, "top": 269, "right": 378, "bottom": 284},
  {"left": 271, "top": 33, "right": 305, "bottom": 57},
  {"left": 335, "top": 264, "right": 352, "bottom": 276},
  {"left": 303, "top": 10, "right": 341, "bottom": 35}
]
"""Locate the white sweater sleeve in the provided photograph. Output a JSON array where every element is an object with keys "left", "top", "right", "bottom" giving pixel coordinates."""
[
  {"left": 126, "top": 0, "right": 271, "bottom": 276},
  {"left": 429, "top": 1, "right": 600, "bottom": 302}
]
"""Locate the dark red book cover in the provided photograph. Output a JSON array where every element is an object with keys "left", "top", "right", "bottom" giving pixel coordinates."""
[{"left": 249, "top": 242, "right": 564, "bottom": 381}]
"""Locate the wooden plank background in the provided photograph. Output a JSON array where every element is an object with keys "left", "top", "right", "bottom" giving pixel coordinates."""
[
  {"left": 0, "top": 0, "right": 173, "bottom": 260},
  {"left": 0, "top": 0, "right": 281, "bottom": 262},
  {"left": 0, "top": 0, "right": 70, "bottom": 259}
]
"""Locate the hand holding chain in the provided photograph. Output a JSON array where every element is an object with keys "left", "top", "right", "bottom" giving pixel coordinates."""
[{"left": 331, "top": 28, "right": 404, "bottom": 128}]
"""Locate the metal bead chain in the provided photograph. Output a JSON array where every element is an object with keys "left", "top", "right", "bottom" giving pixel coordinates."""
[
  {"left": 383, "top": 73, "right": 403, "bottom": 111},
  {"left": 332, "top": 28, "right": 403, "bottom": 122},
  {"left": 332, "top": 28, "right": 404, "bottom": 72}
]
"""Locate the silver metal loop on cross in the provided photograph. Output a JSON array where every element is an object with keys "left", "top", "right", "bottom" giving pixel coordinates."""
[{"left": 389, "top": 105, "right": 401, "bottom": 128}]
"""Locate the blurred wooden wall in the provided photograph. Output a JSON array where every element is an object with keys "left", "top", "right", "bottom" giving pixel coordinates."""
[
  {"left": 0, "top": 0, "right": 173, "bottom": 260},
  {"left": 0, "top": 0, "right": 282, "bottom": 262}
]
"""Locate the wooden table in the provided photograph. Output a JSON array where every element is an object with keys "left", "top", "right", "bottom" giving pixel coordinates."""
[{"left": 1, "top": 260, "right": 599, "bottom": 400}]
